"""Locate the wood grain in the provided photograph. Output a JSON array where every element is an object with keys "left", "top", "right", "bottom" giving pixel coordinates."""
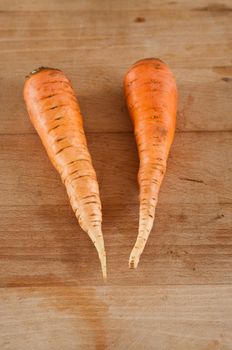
[
  {"left": 1, "top": 67, "right": 232, "bottom": 134},
  {"left": 0, "top": 132, "right": 231, "bottom": 286},
  {"left": 1, "top": 286, "right": 232, "bottom": 350},
  {"left": 0, "top": 1, "right": 231, "bottom": 134},
  {"left": 0, "top": 204, "right": 231, "bottom": 287},
  {"left": 0, "top": 0, "right": 231, "bottom": 11},
  {"left": 0, "top": 133, "right": 231, "bottom": 206},
  {"left": 0, "top": 0, "right": 231, "bottom": 348}
]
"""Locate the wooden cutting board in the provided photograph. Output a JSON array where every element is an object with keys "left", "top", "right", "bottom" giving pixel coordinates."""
[{"left": 0, "top": 0, "right": 232, "bottom": 349}]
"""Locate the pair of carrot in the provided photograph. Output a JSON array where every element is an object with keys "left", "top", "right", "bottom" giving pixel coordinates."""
[{"left": 24, "top": 58, "right": 177, "bottom": 279}]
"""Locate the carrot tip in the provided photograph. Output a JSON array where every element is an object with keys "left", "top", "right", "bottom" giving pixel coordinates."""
[
  {"left": 88, "top": 228, "right": 107, "bottom": 280},
  {"left": 129, "top": 253, "right": 140, "bottom": 269},
  {"left": 100, "top": 254, "right": 107, "bottom": 281},
  {"left": 25, "top": 66, "right": 61, "bottom": 79},
  {"left": 129, "top": 260, "right": 135, "bottom": 269}
]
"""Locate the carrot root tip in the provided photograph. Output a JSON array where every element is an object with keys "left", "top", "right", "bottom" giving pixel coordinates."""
[
  {"left": 129, "top": 251, "right": 140, "bottom": 269},
  {"left": 99, "top": 252, "right": 107, "bottom": 280},
  {"left": 88, "top": 228, "right": 107, "bottom": 280}
]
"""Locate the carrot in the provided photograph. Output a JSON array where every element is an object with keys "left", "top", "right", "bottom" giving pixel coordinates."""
[
  {"left": 124, "top": 58, "right": 177, "bottom": 269},
  {"left": 24, "top": 67, "right": 106, "bottom": 279}
]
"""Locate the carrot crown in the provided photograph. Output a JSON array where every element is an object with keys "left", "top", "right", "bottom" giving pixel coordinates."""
[{"left": 25, "top": 66, "right": 61, "bottom": 79}]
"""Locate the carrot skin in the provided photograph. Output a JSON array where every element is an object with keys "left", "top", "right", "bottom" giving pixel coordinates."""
[
  {"left": 24, "top": 67, "right": 106, "bottom": 279},
  {"left": 124, "top": 58, "right": 177, "bottom": 268}
]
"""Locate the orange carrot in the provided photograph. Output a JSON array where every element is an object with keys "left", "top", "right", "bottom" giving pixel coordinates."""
[
  {"left": 124, "top": 58, "right": 177, "bottom": 268},
  {"left": 24, "top": 67, "right": 106, "bottom": 279}
]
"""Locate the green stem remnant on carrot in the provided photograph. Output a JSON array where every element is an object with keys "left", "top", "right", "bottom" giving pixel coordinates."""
[
  {"left": 24, "top": 67, "right": 106, "bottom": 279},
  {"left": 124, "top": 58, "right": 177, "bottom": 269}
]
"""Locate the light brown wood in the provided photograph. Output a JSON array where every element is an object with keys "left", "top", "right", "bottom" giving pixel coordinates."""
[
  {"left": 0, "top": 133, "right": 231, "bottom": 206},
  {"left": 0, "top": 0, "right": 232, "bottom": 11},
  {"left": 1, "top": 67, "right": 232, "bottom": 134},
  {"left": 1, "top": 286, "right": 232, "bottom": 350},
  {"left": 0, "top": 202, "right": 231, "bottom": 287},
  {"left": 0, "top": 0, "right": 232, "bottom": 349},
  {"left": 0, "top": 2, "right": 231, "bottom": 134}
]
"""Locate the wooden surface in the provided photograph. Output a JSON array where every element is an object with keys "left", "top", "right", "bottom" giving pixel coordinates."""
[{"left": 0, "top": 0, "right": 232, "bottom": 349}]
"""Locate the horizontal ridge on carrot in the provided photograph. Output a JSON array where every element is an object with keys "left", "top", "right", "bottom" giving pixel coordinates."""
[
  {"left": 24, "top": 67, "right": 106, "bottom": 279},
  {"left": 124, "top": 58, "right": 177, "bottom": 269}
]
